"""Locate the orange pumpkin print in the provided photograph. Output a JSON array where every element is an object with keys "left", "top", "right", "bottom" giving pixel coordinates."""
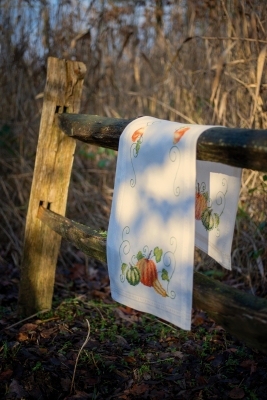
[
  {"left": 137, "top": 258, "right": 158, "bottom": 287},
  {"left": 132, "top": 127, "right": 145, "bottom": 142},
  {"left": 173, "top": 127, "right": 190, "bottom": 144},
  {"left": 195, "top": 184, "right": 208, "bottom": 220},
  {"left": 136, "top": 257, "right": 167, "bottom": 297}
]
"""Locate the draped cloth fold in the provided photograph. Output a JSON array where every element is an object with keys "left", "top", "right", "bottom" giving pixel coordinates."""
[{"left": 107, "top": 117, "right": 241, "bottom": 330}]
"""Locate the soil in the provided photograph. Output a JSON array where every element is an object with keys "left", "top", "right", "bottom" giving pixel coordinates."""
[{"left": 0, "top": 254, "right": 267, "bottom": 400}]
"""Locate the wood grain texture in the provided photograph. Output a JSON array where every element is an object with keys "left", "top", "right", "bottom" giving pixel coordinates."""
[
  {"left": 193, "top": 273, "right": 267, "bottom": 354},
  {"left": 37, "top": 206, "right": 106, "bottom": 263},
  {"left": 55, "top": 114, "right": 134, "bottom": 150},
  {"left": 39, "top": 207, "right": 267, "bottom": 354},
  {"left": 18, "top": 58, "right": 86, "bottom": 316},
  {"left": 56, "top": 114, "right": 267, "bottom": 172}
]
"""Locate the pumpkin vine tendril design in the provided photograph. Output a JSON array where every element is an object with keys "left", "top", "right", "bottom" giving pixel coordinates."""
[
  {"left": 130, "top": 130, "right": 144, "bottom": 188},
  {"left": 216, "top": 178, "right": 227, "bottom": 213},
  {"left": 119, "top": 226, "right": 130, "bottom": 282},
  {"left": 169, "top": 146, "right": 181, "bottom": 197},
  {"left": 214, "top": 178, "right": 228, "bottom": 236},
  {"left": 162, "top": 236, "right": 177, "bottom": 299},
  {"left": 142, "top": 245, "right": 149, "bottom": 258}
]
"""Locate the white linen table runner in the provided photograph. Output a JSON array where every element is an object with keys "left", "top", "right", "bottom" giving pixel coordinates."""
[{"left": 107, "top": 117, "right": 242, "bottom": 330}]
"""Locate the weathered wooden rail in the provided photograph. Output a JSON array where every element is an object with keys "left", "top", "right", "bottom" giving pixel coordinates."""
[
  {"left": 18, "top": 57, "right": 267, "bottom": 354},
  {"left": 55, "top": 113, "right": 267, "bottom": 172}
]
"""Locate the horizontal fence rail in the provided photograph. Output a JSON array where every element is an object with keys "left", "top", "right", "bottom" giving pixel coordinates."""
[{"left": 56, "top": 114, "right": 267, "bottom": 172}]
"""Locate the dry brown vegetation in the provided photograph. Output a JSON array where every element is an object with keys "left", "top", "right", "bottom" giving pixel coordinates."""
[{"left": 0, "top": 0, "right": 267, "bottom": 295}]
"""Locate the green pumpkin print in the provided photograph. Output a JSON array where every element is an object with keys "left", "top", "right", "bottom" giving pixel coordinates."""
[
  {"left": 196, "top": 178, "right": 227, "bottom": 236},
  {"left": 201, "top": 208, "right": 214, "bottom": 231},
  {"left": 126, "top": 265, "right": 140, "bottom": 286}
]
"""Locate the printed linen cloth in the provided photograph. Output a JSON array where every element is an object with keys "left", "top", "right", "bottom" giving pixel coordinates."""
[{"left": 107, "top": 117, "right": 241, "bottom": 330}]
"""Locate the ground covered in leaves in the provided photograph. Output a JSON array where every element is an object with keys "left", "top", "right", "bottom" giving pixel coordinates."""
[{"left": 0, "top": 257, "right": 267, "bottom": 400}]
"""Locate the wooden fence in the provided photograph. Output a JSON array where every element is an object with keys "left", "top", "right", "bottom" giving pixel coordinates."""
[{"left": 18, "top": 57, "right": 267, "bottom": 354}]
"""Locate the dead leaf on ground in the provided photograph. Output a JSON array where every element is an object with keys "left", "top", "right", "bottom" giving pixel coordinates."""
[
  {"left": 226, "top": 348, "right": 238, "bottom": 353},
  {"left": 250, "top": 363, "right": 257, "bottom": 374},
  {"left": 9, "top": 379, "right": 26, "bottom": 398},
  {"left": 61, "top": 377, "right": 71, "bottom": 392},
  {"left": 197, "top": 375, "right": 208, "bottom": 385},
  {"left": 143, "top": 371, "right": 151, "bottom": 380},
  {"left": 65, "top": 390, "right": 91, "bottom": 399},
  {"left": 0, "top": 369, "right": 13, "bottom": 382},
  {"left": 165, "top": 336, "right": 179, "bottom": 342},
  {"left": 19, "top": 323, "right": 38, "bottom": 332},
  {"left": 124, "top": 356, "right": 136, "bottom": 363},
  {"left": 159, "top": 352, "right": 173, "bottom": 360},
  {"left": 85, "top": 376, "right": 100, "bottom": 386},
  {"left": 240, "top": 359, "right": 255, "bottom": 368},
  {"left": 229, "top": 387, "right": 245, "bottom": 399},
  {"left": 114, "top": 369, "right": 128, "bottom": 379},
  {"left": 92, "top": 289, "right": 108, "bottom": 299},
  {"left": 114, "top": 307, "right": 141, "bottom": 323},
  {"left": 128, "top": 383, "right": 149, "bottom": 395},
  {"left": 207, "top": 355, "right": 215, "bottom": 362},
  {"left": 212, "top": 339, "right": 224, "bottom": 345},
  {"left": 192, "top": 314, "right": 205, "bottom": 326},
  {"left": 145, "top": 353, "right": 154, "bottom": 361},
  {"left": 117, "top": 306, "right": 139, "bottom": 315},
  {"left": 40, "top": 327, "right": 58, "bottom": 338},
  {"left": 70, "top": 263, "right": 87, "bottom": 280},
  {"left": 17, "top": 331, "right": 29, "bottom": 342},
  {"left": 39, "top": 347, "right": 48, "bottom": 354},
  {"left": 116, "top": 335, "right": 129, "bottom": 347},
  {"left": 148, "top": 389, "right": 166, "bottom": 400},
  {"left": 173, "top": 351, "right": 184, "bottom": 359}
]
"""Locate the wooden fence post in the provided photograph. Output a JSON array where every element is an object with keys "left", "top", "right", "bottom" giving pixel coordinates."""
[{"left": 18, "top": 57, "right": 86, "bottom": 316}]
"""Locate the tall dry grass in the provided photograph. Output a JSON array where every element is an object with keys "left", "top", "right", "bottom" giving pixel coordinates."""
[{"left": 0, "top": 0, "right": 266, "bottom": 294}]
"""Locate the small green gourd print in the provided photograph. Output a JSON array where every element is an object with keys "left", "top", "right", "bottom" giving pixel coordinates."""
[
  {"left": 195, "top": 178, "right": 227, "bottom": 236},
  {"left": 126, "top": 265, "right": 140, "bottom": 286},
  {"left": 201, "top": 208, "right": 215, "bottom": 231}
]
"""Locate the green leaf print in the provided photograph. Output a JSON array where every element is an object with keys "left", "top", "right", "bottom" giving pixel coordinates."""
[
  {"left": 136, "top": 138, "right": 141, "bottom": 155},
  {"left": 161, "top": 268, "right": 170, "bottom": 282},
  {"left": 136, "top": 251, "right": 144, "bottom": 261},
  {"left": 203, "top": 191, "right": 209, "bottom": 201},
  {"left": 154, "top": 247, "right": 163, "bottom": 263},
  {"left": 214, "top": 213, "right": 220, "bottom": 228},
  {"left": 121, "top": 263, "right": 128, "bottom": 274}
]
